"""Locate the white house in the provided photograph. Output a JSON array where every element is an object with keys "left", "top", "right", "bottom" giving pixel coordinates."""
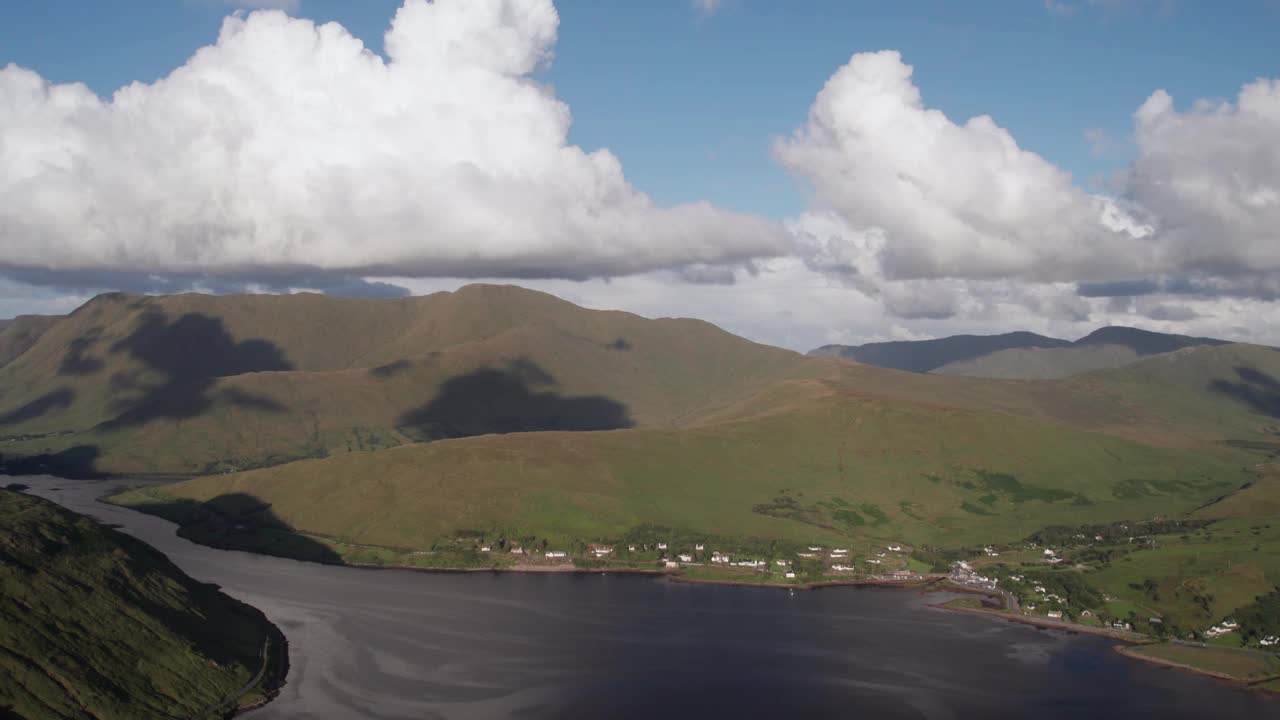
[
  {"left": 775, "top": 559, "right": 788, "bottom": 566},
  {"left": 628, "top": 545, "right": 637, "bottom": 552},
  {"left": 665, "top": 560, "right": 680, "bottom": 569},
  {"left": 865, "top": 559, "right": 882, "bottom": 565},
  {"left": 831, "top": 564, "right": 852, "bottom": 572},
  {"left": 1261, "top": 636, "right": 1278, "bottom": 647},
  {"left": 479, "top": 546, "right": 492, "bottom": 552},
  {"left": 695, "top": 544, "right": 705, "bottom": 551},
  {"left": 785, "top": 572, "right": 796, "bottom": 579},
  {"left": 1047, "top": 611, "right": 1063, "bottom": 619},
  {"left": 677, "top": 554, "right": 693, "bottom": 563},
  {"left": 887, "top": 545, "right": 902, "bottom": 552},
  {"left": 657, "top": 543, "right": 668, "bottom": 550},
  {"left": 510, "top": 546, "right": 524, "bottom": 555},
  {"left": 545, "top": 551, "right": 567, "bottom": 559}
]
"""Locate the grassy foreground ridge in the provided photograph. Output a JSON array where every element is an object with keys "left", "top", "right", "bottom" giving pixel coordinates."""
[{"left": 0, "top": 489, "right": 285, "bottom": 719}]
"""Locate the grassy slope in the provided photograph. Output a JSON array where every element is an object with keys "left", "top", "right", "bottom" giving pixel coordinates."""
[
  {"left": 0, "top": 285, "right": 812, "bottom": 475},
  {"left": 933, "top": 344, "right": 1142, "bottom": 379},
  {"left": 1123, "top": 643, "right": 1280, "bottom": 682},
  {"left": 4, "top": 286, "right": 1274, "bottom": 476},
  {"left": 0, "top": 315, "right": 60, "bottom": 370},
  {"left": 0, "top": 490, "right": 283, "bottom": 720},
  {"left": 129, "top": 376, "right": 1253, "bottom": 554}
]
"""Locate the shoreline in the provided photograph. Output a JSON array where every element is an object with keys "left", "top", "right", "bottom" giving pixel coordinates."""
[
  {"left": 343, "top": 557, "right": 946, "bottom": 591},
  {"left": 343, "top": 560, "right": 673, "bottom": 577},
  {"left": 1114, "top": 644, "right": 1280, "bottom": 695},
  {"left": 931, "top": 601, "right": 1148, "bottom": 643},
  {"left": 1113, "top": 644, "right": 1238, "bottom": 682},
  {"left": 30, "top": 481, "right": 1278, "bottom": 701},
  {"left": 667, "top": 574, "right": 942, "bottom": 592}
]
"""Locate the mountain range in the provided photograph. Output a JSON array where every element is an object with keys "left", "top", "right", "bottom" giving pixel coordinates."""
[
  {"left": 809, "top": 326, "right": 1233, "bottom": 379},
  {"left": 3, "top": 284, "right": 1280, "bottom": 639}
]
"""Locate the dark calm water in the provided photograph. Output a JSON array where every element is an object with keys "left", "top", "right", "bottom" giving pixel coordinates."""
[{"left": 17, "top": 476, "right": 1279, "bottom": 720}]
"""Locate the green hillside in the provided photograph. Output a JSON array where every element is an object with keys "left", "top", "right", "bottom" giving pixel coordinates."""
[
  {"left": 0, "top": 489, "right": 285, "bottom": 719},
  {"left": 812, "top": 325, "right": 1234, "bottom": 379},
  {"left": 0, "top": 285, "right": 812, "bottom": 476},
  {"left": 934, "top": 344, "right": 1143, "bottom": 379},
  {"left": 117, "top": 368, "right": 1262, "bottom": 557},
  {"left": 112, "top": 330, "right": 1280, "bottom": 634}
]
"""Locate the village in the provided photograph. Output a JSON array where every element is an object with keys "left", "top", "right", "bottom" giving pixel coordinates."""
[
  {"left": 463, "top": 535, "right": 930, "bottom": 586},
  {"left": 452, "top": 520, "right": 1279, "bottom": 656},
  {"left": 941, "top": 529, "right": 1280, "bottom": 652}
]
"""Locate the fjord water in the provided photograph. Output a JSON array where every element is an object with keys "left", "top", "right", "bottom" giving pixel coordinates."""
[{"left": 20, "top": 477, "right": 1276, "bottom": 720}]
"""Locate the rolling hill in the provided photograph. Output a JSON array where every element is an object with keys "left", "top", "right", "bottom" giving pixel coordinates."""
[
  {"left": 114, "top": 339, "right": 1280, "bottom": 558},
  {"left": 0, "top": 488, "right": 284, "bottom": 719},
  {"left": 0, "top": 285, "right": 814, "bottom": 476},
  {"left": 808, "top": 331, "right": 1070, "bottom": 373},
  {"left": 815, "top": 326, "right": 1236, "bottom": 380}
]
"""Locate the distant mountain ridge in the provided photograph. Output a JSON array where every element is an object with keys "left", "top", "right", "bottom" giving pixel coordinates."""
[
  {"left": 809, "top": 326, "right": 1237, "bottom": 379},
  {"left": 809, "top": 331, "right": 1070, "bottom": 373}
]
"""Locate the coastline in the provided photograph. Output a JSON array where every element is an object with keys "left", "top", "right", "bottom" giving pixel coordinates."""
[
  {"left": 666, "top": 574, "right": 942, "bottom": 592},
  {"left": 343, "top": 560, "right": 672, "bottom": 577},
  {"left": 931, "top": 601, "right": 1147, "bottom": 643},
  {"left": 39, "top": 481, "right": 1278, "bottom": 700},
  {"left": 1114, "top": 644, "right": 1280, "bottom": 695},
  {"left": 1113, "top": 644, "right": 1238, "bottom": 682},
  {"left": 344, "top": 557, "right": 946, "bottom": 592}
]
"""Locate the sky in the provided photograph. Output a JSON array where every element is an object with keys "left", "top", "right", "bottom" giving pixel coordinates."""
[{"left": 1, "top": 0, "right": 1278, "bottom": 350}]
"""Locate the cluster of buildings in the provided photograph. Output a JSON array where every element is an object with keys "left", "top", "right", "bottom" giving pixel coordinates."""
[
  {"left": 948, "top": 561, "right": 998, "bottom": 590},
  {"left": 479, "top": 537, "right": 916, "bottom": 585},
  {"left": 1205, "top": 618, "right": 1239, "bottom": 638}
]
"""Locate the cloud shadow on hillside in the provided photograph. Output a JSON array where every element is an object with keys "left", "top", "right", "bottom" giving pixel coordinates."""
[
  {"left": 0, "top": 388, "right": 75, "bottom": 426},
  {"left": 397, "top": 357, "right": 632, "bottom": 441},
  {"left": 1211, "top": 365, "right": 1280, "bottom": 419},
  {"left": 0, "top": 445, "right": 101, "bottom": 478},
  {"left": 101, "top": 311, "right": 292, "bottom": 427},
  {"left": 58, "top": 336, "right": 106, "bottom": 375},
  {"left": 128, "top": 491, "right": 342, "bottom": 565}
]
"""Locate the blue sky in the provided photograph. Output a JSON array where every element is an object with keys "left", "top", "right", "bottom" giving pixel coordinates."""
[{"left": 4, "top": 0, "right": 1275, "bottom": 220}]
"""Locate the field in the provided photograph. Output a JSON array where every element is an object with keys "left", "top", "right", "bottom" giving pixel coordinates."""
[
  {"left": 114, "top": 378, "right": 1255, "bottom": 563},
  {"left": 1122, "top": 643, "right": 1280, "bottom": 682}
]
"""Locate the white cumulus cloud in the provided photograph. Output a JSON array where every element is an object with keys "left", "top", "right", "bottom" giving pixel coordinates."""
[
  {"left": 0, "top": 0, "right": 786, "bottom": 282},
  {"left": 1126, "top": 80, "right": 1280, "bottom": 278},
  {"left": 774, "top": 51, "right": 1154, "bottom": 285},
  {"left": 776, "top": 50, "right": 1280, "bottom": 302}
]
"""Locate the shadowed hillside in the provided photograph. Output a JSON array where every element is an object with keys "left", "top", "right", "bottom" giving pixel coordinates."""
[
  {"left": 818, "top": 325, "right": 1241, "bottom": 380},
  {"left": 809, "top": 331, "right": 1069, "bottom": 372},
  {"left": 397, "top": 358, "right": 632, "bottom": 440},
  {"left": 0, "top": 490, "right": 286, "bottom": 719},
  {"left": 0, "top": 285, "right": 810, "bottom": 475}
]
